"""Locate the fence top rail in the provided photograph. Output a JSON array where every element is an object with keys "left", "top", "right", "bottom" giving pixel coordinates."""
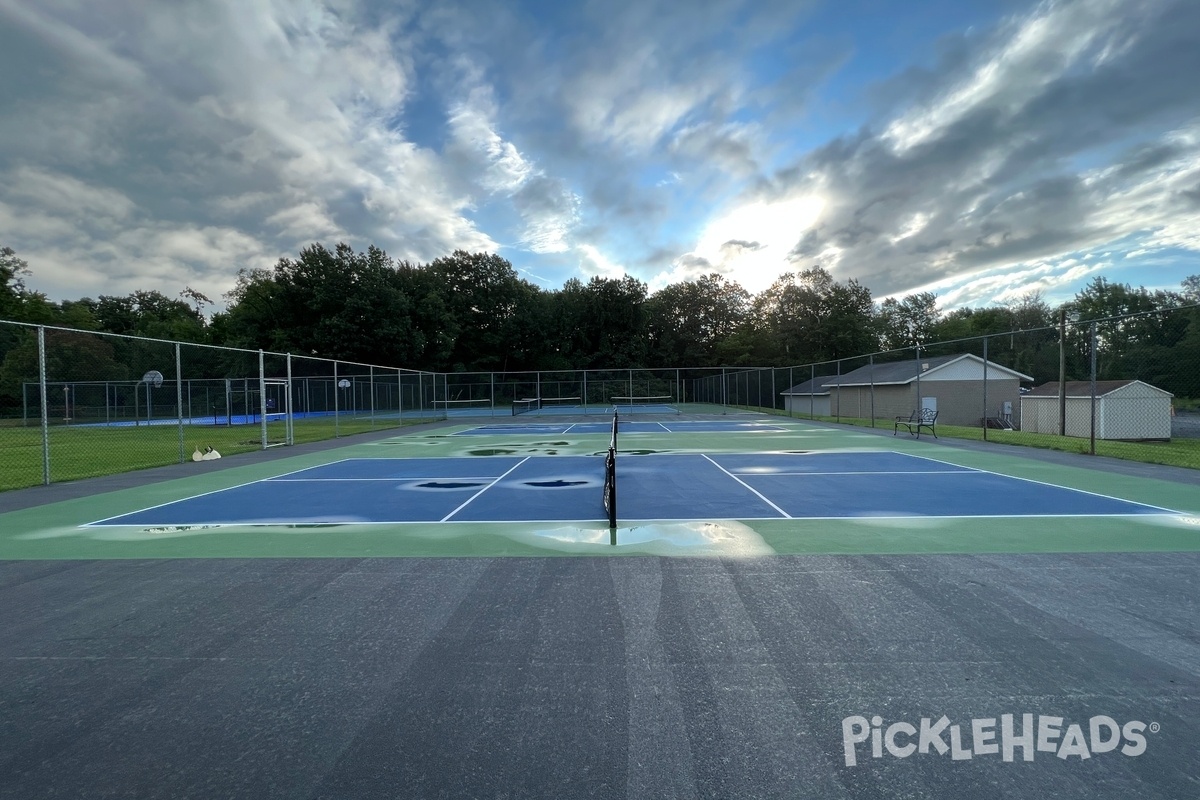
[{"left": 444, "top": 366, "right": 777, "bottom": 377}]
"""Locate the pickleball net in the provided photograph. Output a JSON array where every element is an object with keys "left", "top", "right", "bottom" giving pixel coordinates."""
[
  {"left": 610, "top": 395, "right": 673, "bottom": 408},
  {"left": 604, "top": 412, "right": 617, "bottom": 527}
]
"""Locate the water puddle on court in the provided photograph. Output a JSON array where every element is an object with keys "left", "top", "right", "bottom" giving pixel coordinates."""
[
  {"left": 463, "top": 441, "right": 605, "bottom": 457},
  {"left": 506, "top": 520, "right": 773, "bottom": 556}
]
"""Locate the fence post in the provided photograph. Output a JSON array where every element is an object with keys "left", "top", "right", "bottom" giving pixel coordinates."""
[
  {"left": 258, "top": 350, "right": 267, "bottom": 449},
  {"left": 787, "top": 367, "right": 793, "bottom": 418},
  {"left": 1089, "top": 321, "right": 1098, "bottom": 455},
  {"left": 176, "top": 343, "right": 185, "bottom": 463},
  {"left": 1058, "top": 308, "right": 1067, "bottom": 436},
  {"left": 835, "top": 359, "right": 841, "bottom": 423},
  {"left": 982, "top": 336, "right": 989, "bottom": 442},
  {"left": 38, "top": 326, "right": 50, "bottom": 485},
  {"left": 287, "top": 354, "right": 294, "bottom": 445},
  {"left": 914, "top": 343, "right": 922, "bottom": 414},
  {"left": 869, "top": 355, "right": 875, "bottom": 428}
]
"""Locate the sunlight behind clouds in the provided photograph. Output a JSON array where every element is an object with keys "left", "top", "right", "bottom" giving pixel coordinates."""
[{"left": 685, "top": 195, "right": 825, "bottom": 292}]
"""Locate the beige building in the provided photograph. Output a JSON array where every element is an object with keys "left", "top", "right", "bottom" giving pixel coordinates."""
[{"left": 821, "top": 354, "right": 1033, "bottom": 427}]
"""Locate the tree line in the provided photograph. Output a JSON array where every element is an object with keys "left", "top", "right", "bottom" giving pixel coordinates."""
[{"left": 2, "top": 243, "right": 1199, "bottom": 398}]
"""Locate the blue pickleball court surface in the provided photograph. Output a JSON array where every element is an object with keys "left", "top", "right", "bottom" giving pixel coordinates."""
[{"left": 89, "top": 452, "right": 1174, "bottom": 527}]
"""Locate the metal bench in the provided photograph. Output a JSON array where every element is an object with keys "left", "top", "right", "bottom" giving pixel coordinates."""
[{"left": 894, "top": 408, "right": 938, "bottom": 438}]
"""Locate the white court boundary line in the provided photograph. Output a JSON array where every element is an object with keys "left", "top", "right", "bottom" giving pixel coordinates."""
[{"left": 896, "top": 451, "right": 1182, "bottom": 514}]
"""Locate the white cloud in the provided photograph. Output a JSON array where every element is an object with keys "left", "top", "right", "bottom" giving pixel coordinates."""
[
  {"left": 883, "top": 0, "right": 1134, "bottom": 154},
  {"left": 445, "top": 70, "right": 581, "bottom": 255},
  {"left": 576, "top": 244, "right": 626, "bottom": 280},
  {"left": 927, "top": 258, "right": 1109, "bottom": 309},
  {"left": 5, "top": 168, "right": 136, "bottom": 223},
  {"left": 0, "top": 0, "right": 499, "bottom": 304}
]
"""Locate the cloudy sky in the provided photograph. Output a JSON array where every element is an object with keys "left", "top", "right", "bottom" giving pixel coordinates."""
[{"left": 2, "top": 0, "right": 1198, "bottom": 312}]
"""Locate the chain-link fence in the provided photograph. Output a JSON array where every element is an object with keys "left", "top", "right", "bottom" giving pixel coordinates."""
[
  {"left": 763, "top": 305, "right": 1200, "bottom": 468},
  {"left": 0, "top": 320, "right": 442, "bottom": 491},
  {"left": 4, "top": 304, "right": 1197, "bottom": 490}
]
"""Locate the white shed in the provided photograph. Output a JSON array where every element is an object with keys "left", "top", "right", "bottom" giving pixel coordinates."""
[{"left": 1020, "top": 380, "right": 1173, "bottom": 440}]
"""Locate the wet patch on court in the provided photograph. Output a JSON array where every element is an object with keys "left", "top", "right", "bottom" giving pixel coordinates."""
[
  {"left": 412, "top": 519, "right": 774, "bottom": 556},
  {"left": 416, "top": 481, "right": 487, "bottom": 489}
]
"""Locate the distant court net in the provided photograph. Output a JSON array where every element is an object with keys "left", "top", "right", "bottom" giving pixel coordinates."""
[
  {"left": 610, "top": 395, "right": 674, "bottom": 409},
  {"left": 433, "top": 398, "right": 492, "bottom": 412},
  {"left": 511, "top": 396, "right": 583, "bottom": 415},
  {"left": 539, "top": 396, "right": 581, "bottom": 411},
  {"left": 604, "top": 412, "right": 617, "bottom": 527}
]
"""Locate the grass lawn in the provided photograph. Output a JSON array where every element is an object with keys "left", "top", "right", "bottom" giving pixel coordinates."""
[
  {"left": 737, "top": 406, "right": 1200, "bottom": 471},
  {"left": 0, "top": 415, "right": 433, "bottom": 491}
]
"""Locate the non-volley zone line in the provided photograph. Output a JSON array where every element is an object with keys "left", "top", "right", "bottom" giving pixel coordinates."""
[
  {"left": 86, "top": 452, "right": 1178, "bottom": 528},
  {"left": 450, "top": 420, "right": 791, "bottom": 436}
]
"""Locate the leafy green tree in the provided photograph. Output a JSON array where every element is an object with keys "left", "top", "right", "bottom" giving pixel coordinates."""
[
  {"left": 427, "top": 251, "right": 536, "bottom": 372},
  {"left": 0, "top": 247, "right": 30, "bottom": 321},
  {"left": 56, "top": 299, "right": 101, "bottom": 331},
  {"left": 221, "top": 243, "right": 426, "bottom": 367},
  {"left": 215, "top": 267, "right": 286, "bottom": 352},
  {"left": 876, "top": 291, "right": 940, "bottom": 352},
  {"left": 1181, "top": 275, "right": 1200, "bottom": 304},
  {"left": 751, "top": 267, "right": 876, "bottom": 364},
  {"left": 1059, "top": 277, "right": 1195, "bottom": 393},
  {"left": 647, "top": 274, "right": 750, "bottom": 366},
  {"left": 0, "top": 328, "right": 129, "bottom": 406},
  {"left": 547, "top": 278, "right": 592, "bottom": 367},
  {"left": 577, "top": 275, "right": 650, "bottom": 368},
  {"left": 92, "top": 290, "right": 207, "bottom": 342},
  {"left": 0, "top": 246, "right": 62, "bottom": 324}
]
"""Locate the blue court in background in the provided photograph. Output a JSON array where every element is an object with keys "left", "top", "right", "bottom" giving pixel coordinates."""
[{"left": 89, "top": 452, "right": 1174, "bottom": 527}]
